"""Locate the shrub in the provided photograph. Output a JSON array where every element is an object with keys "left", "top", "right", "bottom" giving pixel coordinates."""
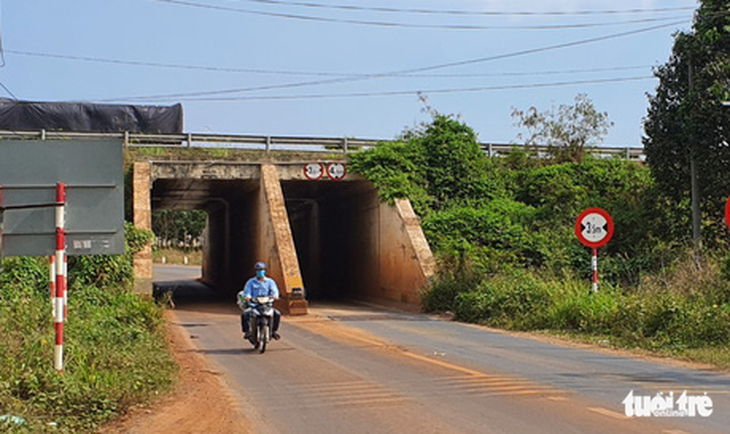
[
  {"left": 454, "top": 272, "right": 552, "bottom": 329},
  {"left": 69, "top": 222, "right": 153, "bottom": 289},
  {"left": 422, "top": 199, "right": 545, "bottom": 271},
  {"left": 421, "top": 259, "right": 484, "bottom": 313},
  {"left": 0, "top": 223, "right": 173, "bottom": 432}
]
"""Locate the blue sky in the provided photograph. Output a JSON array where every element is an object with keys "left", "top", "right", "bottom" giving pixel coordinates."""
[{"left": 2, "top": 0, "right": 697, "bottom": 146}]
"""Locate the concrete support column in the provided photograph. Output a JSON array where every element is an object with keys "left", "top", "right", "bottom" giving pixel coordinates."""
[
  {"left": 259, "top": 165, "right": 307, "bottom": 315},
  {"left": 132, "top": 162, "right": 153, "bottom": 294},
  {"left": 374, "top": 198, "right": 435, "bottom": 310}
]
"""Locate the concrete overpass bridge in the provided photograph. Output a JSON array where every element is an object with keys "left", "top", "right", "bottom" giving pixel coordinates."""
[
  {"left": 1, "top": 129, "right": 643, "bottom": 316},
  {"left": 132, "top": 160, "right": 435, "bottom": 316}
]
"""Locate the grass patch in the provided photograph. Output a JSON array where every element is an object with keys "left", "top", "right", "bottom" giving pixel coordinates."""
[
  {"left": 0, "top": 267, "right": 176, "bottom": 432},
  {"left": 422, "top": 254, "right": 730, "bottom": 369},
  {"left": 0, "top": 225, "right": 177, "bottom": 432}
]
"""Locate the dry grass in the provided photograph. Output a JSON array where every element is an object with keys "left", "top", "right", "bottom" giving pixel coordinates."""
[{"left": 153, "top": 249, "right": 202, "bottom": 266}]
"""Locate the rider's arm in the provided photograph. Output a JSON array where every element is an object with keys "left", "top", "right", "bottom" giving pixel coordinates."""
[
  {"left": 269, "top": 279, "right": 280, "bottom": 300},
  {"left": 243, "top": 279, "right": 254, "bottom": 301}
]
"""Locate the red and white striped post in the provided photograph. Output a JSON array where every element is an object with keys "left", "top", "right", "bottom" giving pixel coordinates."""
[
  {"left": 63, "top": 254, "right": 68, "bottom": 320},
  {"left": 0, "top": 184, "right": 3, "bottom": 281},
  {"left": 0, "top": 183, "right": 3, "bottom": 255},
  {"left": 591, "top": 248, "right": 599, "bottom": 293},
  {"left": 50, "top": 255, "right": 56, "bottom": 318},
  {"left": 54, "top": 182, "right": 66, "bottom": 373}
]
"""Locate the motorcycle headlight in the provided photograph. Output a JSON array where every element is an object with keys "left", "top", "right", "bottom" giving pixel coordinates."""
[{"left": 256, "top": 296, "right": 270, "bottom": 304}]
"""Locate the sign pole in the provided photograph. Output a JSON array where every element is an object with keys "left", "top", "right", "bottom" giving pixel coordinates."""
[
  {"left": 0, "top": 184, "right": 3, "bottom": 286},
  {"left": 54, "top": 182, "right": 66, "bottom": 373},
  {"left": 592, "top": 248, "right": 598, "bottom": 293},
  {"left": 576, "top": 208, "right": 614, "bottom": 294},
  {"left": 64, "top": 254, "right": 68, "bottom": 319},
  {"left": 50, "top": 255, "right": 56, "bottom": 318}
]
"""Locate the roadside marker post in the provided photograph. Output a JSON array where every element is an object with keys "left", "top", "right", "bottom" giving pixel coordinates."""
[
  {"left": 50, "top": 255, "right": 56, "bottom": 318},
  {"left": 0, "top": 184, "right": 3, "bottom": 286},
  {"left": 54, "top": 182, "right": 66, "bottom": 373},
  {"left": 575, "top": 208, "right": 614, "bottom": 293},
  {"left": 0, "top": 139, "right": 124, "bottom": 374}
]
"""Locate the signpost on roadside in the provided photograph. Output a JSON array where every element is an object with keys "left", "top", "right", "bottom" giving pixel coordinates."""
[
  {"left": 575, "top": 208, "right": 614, "bottom": 293},
  {"left": 0, "top": 139, "right": 124, "bottom": 373}
]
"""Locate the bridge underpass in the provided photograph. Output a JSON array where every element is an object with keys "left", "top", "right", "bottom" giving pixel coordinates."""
[{"left": 133, "top": 161, "right": 435, "bottom": 315}]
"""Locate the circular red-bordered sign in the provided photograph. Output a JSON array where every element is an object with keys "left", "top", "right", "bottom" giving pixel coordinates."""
[
  {"left": 725, "top": 196, "right": 730, "bottom": 230},
  {"left": 327, "top": 163, "right": 347, "bottom": 181},
  {"left": 575, "top": 207, "right": 614, "bottom": 248},
  {"left": 303, "top": 163, "right": 324, "bottom": 181}
]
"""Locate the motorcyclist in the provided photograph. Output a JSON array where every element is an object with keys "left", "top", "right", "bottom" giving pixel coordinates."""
[{"left": 237, "top": 261, "right": 281, "bottom": 340}]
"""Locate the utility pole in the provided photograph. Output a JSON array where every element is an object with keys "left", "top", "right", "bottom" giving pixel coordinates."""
[{"left": 688, "top": 62, "right": 702, "bottom": 265}]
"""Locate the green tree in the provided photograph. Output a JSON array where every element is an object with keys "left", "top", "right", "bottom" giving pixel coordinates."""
[
  {"left": 643, "top": 0, "right": 730, "bottom": 244},
  {"left": 512, "top": 93, "right": 613, "bottom": 163},
  {"left": 351, "top": 112, "right": 506, "bottom": 214},
  {"left": 152, "top": 210, "right": 207, "bottom": 247},
  {"left": 409, "top": 114, "right": 498, "bottom": 208}
]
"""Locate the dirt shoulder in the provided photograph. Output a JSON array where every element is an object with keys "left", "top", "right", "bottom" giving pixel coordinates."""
[{"left": 102, "top": 310, "right": 250, "bottom": 434}]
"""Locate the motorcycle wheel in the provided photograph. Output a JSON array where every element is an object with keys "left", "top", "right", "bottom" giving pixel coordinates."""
[
  {"left": 250, "top": 323, "right": 259, "bottom": 349},
  {"left": 259, "top": 323, "right": 268, "bottom": 354}
]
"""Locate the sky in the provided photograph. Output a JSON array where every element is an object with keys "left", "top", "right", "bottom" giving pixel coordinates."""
[{"left": 1, "top": 0, "right": 699, "bottom": 147}]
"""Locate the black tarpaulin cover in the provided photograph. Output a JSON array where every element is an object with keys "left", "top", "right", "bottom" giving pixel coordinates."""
[{"left": 0, "top": 99, "right": 183, "bottom": 133}]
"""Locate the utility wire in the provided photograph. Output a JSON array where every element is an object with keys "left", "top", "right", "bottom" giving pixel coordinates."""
[
  {"left": 102, "top": 76, "right": 655, "bottom": 102},
  {"left": 0, "top": 80, "right": 17, "bottom": 100},
  {"left": 143, "top": 0, "right": 688, "bottom": 30},
  {"left": 6, "top": 49, "right": 654, "bottom": 78},
  {"left": 240, "top": 0, "right": 695, "bottom": 17},
  {"left": 99, "top": 20, "right": 687, "bottom": 102}
]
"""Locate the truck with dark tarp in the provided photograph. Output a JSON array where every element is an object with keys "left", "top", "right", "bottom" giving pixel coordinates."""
[{"left": 0, "top": 98, "right": 183, "bottom": 134}]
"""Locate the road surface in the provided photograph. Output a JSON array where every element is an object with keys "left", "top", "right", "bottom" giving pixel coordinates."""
[{"left": 154, "top": 266, "right": 729, "bottom": 434}]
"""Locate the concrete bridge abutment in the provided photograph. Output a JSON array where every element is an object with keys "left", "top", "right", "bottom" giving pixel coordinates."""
[{"left": 133, "top": 160, "right": 435, "bottom": 314}]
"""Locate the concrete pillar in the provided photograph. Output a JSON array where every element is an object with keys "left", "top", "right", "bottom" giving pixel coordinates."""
[
  {"left": 132, "top": 162, "right": 153, "bottom": 294},
  {"left": 371, "top": 197, "right": 435, "bottom": 310},
  {"left": 258, "top": 165, "right": 307, "bottom": 315}
]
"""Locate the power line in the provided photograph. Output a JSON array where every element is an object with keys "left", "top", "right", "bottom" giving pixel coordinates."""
[
  {"left": 240, "top": 0, "right": 696, "bottom": 17},
  {"left": 100, "top": 76, "right": 656, "bottom": 103},
  {"left": 143, "top": 0, "right": 689, "bottom": 30},
  {"left": 6, "top": 48, "right": 654, "bottom": 78},
  {"left": 0, "top": 80, "right": 17, "bottom": 100},
  {"left": 6, "top": 49, "right": 310, "bottom": 75},
  {"left": 99, "top": 20, "right": 687, "bottom": 102}
]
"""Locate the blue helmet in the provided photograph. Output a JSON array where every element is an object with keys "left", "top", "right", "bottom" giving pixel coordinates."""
[{"left": 254, "top": 261, "right": 267, "bottom": 271}]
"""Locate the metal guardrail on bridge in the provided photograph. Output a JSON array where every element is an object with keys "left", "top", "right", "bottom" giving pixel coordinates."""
[{"left": 0, "top": 130, "right": 645, "bottom": 159}]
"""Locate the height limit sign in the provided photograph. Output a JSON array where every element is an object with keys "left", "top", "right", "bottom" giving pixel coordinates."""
[{"left": 575, "top": 208, "right": 614, "bottom": 293}]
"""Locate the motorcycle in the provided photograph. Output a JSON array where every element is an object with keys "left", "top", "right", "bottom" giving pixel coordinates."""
[{"left": 245, "top": 296, "right": 275, "bottom": 353}]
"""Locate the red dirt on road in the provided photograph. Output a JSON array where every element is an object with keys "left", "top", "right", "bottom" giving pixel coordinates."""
[{"left": 102, "top": 310, "right": 250, "bottom": 434}]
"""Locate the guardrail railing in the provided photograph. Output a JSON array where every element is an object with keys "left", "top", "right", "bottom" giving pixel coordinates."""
[{"left": 0, "top": 129, "right": 645, "bottom": 159}]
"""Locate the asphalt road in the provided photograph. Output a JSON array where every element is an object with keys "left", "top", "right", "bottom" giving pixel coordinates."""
[{"left": 155, "top": 266, "right": 730, "bottom": 434}]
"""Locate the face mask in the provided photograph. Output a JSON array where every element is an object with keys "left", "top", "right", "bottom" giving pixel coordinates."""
[{"left": 256, "top": 270, "right": 266, "bottom": 278}]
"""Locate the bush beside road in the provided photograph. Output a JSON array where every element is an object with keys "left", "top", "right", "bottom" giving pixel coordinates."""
[
  {"left": 0, "top": 224, "right": 176, "bottom": 433},
  {"left": 353, "top": 113, "right": 730, "bottom": 370}
]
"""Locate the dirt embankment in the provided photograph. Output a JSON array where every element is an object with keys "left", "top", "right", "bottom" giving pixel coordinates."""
[{"left": 103, "top": 311, "right": 249, "bottom": 434}]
